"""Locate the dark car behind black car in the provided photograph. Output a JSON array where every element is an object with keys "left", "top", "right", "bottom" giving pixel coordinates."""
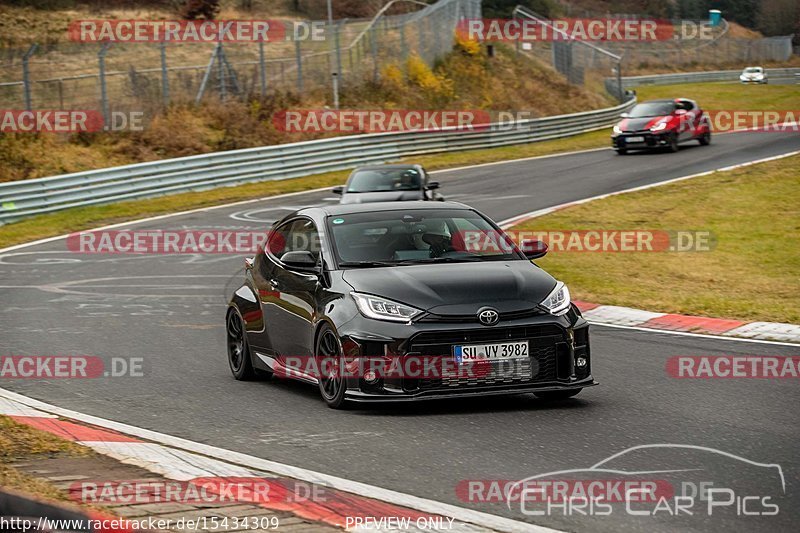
[
  {"left": 332, "top": 164, "right": 443, "bottom": 204},
  {"left": 227, "top": 202, "right": 594, "bottom": 408}
]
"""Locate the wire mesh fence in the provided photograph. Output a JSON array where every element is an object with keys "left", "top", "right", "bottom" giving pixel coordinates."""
[
  {"left": 0, "top": 0, "right": 481, "bottom": 120},
  {"left": 510, "top": 6, "right": 795, "bottom": 101}
]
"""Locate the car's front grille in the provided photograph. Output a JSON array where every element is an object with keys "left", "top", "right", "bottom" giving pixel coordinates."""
[
  {"left": 407, "top": 325, "right": 563, "bottom": 349},
  {"left": 417, "top": 308, "right": 545, "bottom": 324},
  {"left": 406, "top": 325, "right": 565, "bottom": 392},
  {"left": 416, "top": 344, "right": 558, "bottom": 390}
]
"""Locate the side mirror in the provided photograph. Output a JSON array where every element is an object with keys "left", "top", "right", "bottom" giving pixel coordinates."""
[
  {"left": 675, "top": 109, "right": 687, "bottom": 115},
  {"left": 620, "top": 112, "right": 630, "bottom": 118},
  {"left": 426, "top": 181, "right": 440, "bottom": 190},
  {"left": 332, "top": 186, "right": 344, "bottom": 195},
  {"left": 280, "top": 250, "right": 318, "bottom": 270},
  {"left": 244, "top": 257, "right": 254, "bottom": 270},
  {"left": 519, "top": 239, "right": 548, "bottom": 260}
]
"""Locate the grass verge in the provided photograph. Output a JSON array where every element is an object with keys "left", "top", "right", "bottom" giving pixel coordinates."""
[
  {"left": 0, "top": 415, "right": 89, "bottom": 502},
  {"left": 0, "top": 128, "right": 611, "bottom": 249},
  {"left": 634, "top": 82, "right": 800, "bottom": 111},
  {"left": 512, "top": 154, "right": 800, "bottom": 323}
]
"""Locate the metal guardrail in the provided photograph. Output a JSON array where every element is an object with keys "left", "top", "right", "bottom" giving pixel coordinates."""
[
  {"left": 0, "top": 98, "right": 635, "bottom": 224},
  {"left": 614, "top": 68, "right": 800, "bottom": 88}
]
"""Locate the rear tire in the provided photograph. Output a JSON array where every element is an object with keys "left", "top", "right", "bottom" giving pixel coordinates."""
[
  {"left": 227, "top": 309, "right": 257, "bottom": 381},
  {"left": 316, "top": 325, "right": 349, "bottom": 409},
  {"left": 534, "top": 389, "right": 582, "bottom": 401},
  {"left": 698, "top": 130, "right": 711, "bottom": 146}
]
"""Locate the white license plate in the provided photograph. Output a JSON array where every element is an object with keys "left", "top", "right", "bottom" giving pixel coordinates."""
[
  {"left": 454, "top": 341, "right": 529, "bottom": 364},
  {"left": 626, "top": 136, "right": 645, "bottom": 143}
]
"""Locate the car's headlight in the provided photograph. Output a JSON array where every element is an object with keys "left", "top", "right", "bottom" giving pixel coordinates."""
[
  {"left": 540, "top": 281, "right": 571, "bottom": 316},
  {"left": 612, "top": 125, "right": 622, "bottom": 135},
  {"left": 650, "top": 121, "right": 669, "bottom": 132},
  {"left": 352, "top": 292, "right": 423, "bottom": 322}
]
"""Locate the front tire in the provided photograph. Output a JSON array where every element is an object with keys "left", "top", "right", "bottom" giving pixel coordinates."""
[
  {"left": 667, "top": 133, "right": 679, "bottom": 153},
  {"left": 698, "top": 130, "right": 711, "bottom": 146},
  {"left": 227, "top": 309, "right": 256, "bottom": 380},
  {"left": 315, "top": 325, "right": 348, "bottom": 409},
  {"left": 534, "top": 389, "right": 582, "bottom": 401},
  {"left": 615, "top": 148, "right": 628, "bottom": 155}
]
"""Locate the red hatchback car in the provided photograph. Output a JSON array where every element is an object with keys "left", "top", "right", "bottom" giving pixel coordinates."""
[{"left": 611, "top": 98, "right": 712, "bottom": 154}]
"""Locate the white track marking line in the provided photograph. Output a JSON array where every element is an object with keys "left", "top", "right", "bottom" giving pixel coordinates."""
[
  {"left": 497, "top": 149, "right": 800, "bottom": 346},
  {"left": 0, "top": 389, "right": 561, "bottom": 533},
  {"left": 431, "top": 147, "right": 610, "bottom": 174},
  {"left": 589, "top": 322, "right": 800, "bottom": 347},
  {"left": 498, "top": 150, "right": 800, "bottom": 228}
]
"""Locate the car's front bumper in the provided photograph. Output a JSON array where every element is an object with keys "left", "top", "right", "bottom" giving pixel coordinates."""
[
  {"left": 338, "top": 306, "right": 595, "bottom": 402},
  {"left": 612, "top": 131, "right": 674, "bottom": 150}
]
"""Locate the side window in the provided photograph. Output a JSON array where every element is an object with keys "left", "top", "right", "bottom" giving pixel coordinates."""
[
  {"left": 265, "top": 221, "right": 292, "bottom": 258},
  {"left": 282, "top": 219, "right": 322, "bottom": 262}
]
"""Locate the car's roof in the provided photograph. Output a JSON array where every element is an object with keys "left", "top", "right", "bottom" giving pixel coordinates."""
[
  {"left": 309, "top": 201, "right": 471, "bottom": 217},
  {"left": 639, "top": 98, "right": 676, "bottom": 103},
  {"left": 350, "top": 164, "right": 422, "bottom": 171}
]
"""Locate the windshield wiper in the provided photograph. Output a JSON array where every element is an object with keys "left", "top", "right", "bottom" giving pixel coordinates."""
[
  {"left": 338, "top": 260, "right": 397, "bottom": 268},
  {"left": 396, "top": 257, "right": 484, "bottom": 264}
]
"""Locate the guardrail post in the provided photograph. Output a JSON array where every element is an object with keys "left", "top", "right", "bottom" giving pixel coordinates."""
[
  {"left": 98, "top": 43, "right": 111, "bottom": 128},
  {"left": 160, "top": 41, "right": 170, "bottom": 107},
  {"left": 22, "top": 44, "right": 38, "bottom": 111}
]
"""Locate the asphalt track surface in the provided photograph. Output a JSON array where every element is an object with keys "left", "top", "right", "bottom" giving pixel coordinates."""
[{"left": 2, "top": 130, "right": 799, "bottom": 532}]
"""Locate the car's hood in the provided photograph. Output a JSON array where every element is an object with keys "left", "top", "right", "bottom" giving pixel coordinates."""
[
  {"left": 340, "top": 191, "right": 422, "bottom": 204},
  {"left": 341, "top": 261, "right": 557, "bottom": 315},
  {"left": 618, "top": 116, "right": 670, "bottom": 132}
]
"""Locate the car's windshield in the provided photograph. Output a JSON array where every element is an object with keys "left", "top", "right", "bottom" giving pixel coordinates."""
[
  {"left": 328, "top": 209, "right": 522, "bottom": 266},
  {"left": 744, "top": 67, "right": 762, "bottom": 73},
  {"left": 346, "top": 168, "right": 422, "bottom": 193},
  {"left": 628, "top": 102, "right": 675, "bottom": 118}
]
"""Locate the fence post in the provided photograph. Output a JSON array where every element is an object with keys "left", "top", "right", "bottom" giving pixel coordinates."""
[
  {"left": 335, "top": 21, "right": 343, "bottom": 91},
  {"left": 22, "top": 44, "right": 38, "bottom": 111},
  {"left": 371, "top": 27, "right": 379, "bottom": 84},
  {"left": 218, "top": 43, "right": 227, "bottom": 101},
  {"left": 259, "top": 40, "right": 267, "bottom": 96},
  {"left": 160, "top": 41, "right": 170, "bottom": 107},
  {"left": 196, "top": 43, "right": 220, "bottom": 104},
  {"left": 295, "top": 39, "right": 303, "bottom": 93},
  {"left": 98, "top": 42, "right": 111, "bottom": 128},
  {"left": 57, "top": 79, "right": 64, "bottom": 109}
]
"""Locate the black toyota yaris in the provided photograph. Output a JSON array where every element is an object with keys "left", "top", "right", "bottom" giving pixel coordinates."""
[{"left": 226, "top": 201, "right": 594, "bottom": 408}]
